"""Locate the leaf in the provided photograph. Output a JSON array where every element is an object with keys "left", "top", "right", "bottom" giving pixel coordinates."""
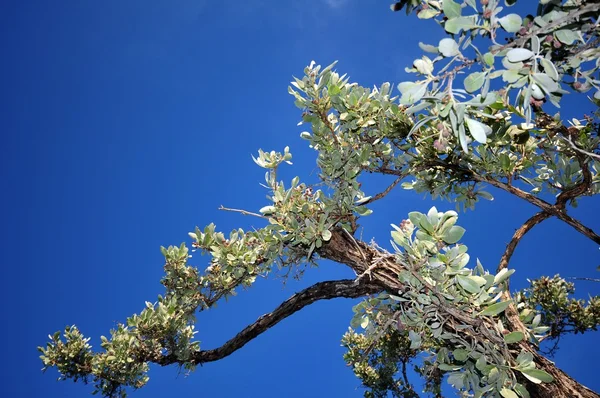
[
  {"left": 408, "top": 330, "right": 422, "bottom": 349},
  {"left": 532, "top": 73, "right": 558, "bottom": 93},
  {"left": 479, "top": 300, "right": 511, "bottom": 316},
  {"left": 494, "top": 268, "right": 515, "bottom": 285},
  {"left": 321, "top": 229, "right": 332, "bottom": 241},
  {"left": 520, "top": 368, "right": 554, "bottom": 384},
  {"left": 259, "top": 205, "right": 276, "bottom": 214},
  {"left": 539, "top": 58, "right": 558, "bottom": 81},
  {"left": 483, "top": 52, "right": 494, "bottom": 67},
  {"left": 444, "top": 225, "right": 465, "bottom": 244},
  {"left": 500, "top": 389, "right": 519, "bottom": 398},
  {"left": 439, "top": 38, "right": 459, "bottom": 57},
  {"left": 464, "top": 72, "right": 486, "bottom": 93},
  {"left": 453, "top": 348, "right": 469, "bottom": 361},
  {"left": 399, "top": 82, "right": 428, "bottom": 105},
  {"left": 443, "top": 0, "right": 462, "bottom": 19},
  {"left": 465, "top": 117, "right": 491, "bottom": 143},
  {"left": 506, "top": 48, "right": 534, "bottom": 63},
  {"left": 418, "top": 8, "right": 439, "bottom": 19},
  {"left": 555, "top": 29, "right": 580, "bottom": 45},
  {"left": 445, "top": 16, "right": 477, "bottom": 34},
  {"left": 504, "top": 331, "right": 525, "bottom": 343},
  {"left": 419, "top": 42, "right": 439, "bottom": 54},
  {"left": 514, "top": 383, "right": 531, "bottom": 398},
  {"left": 457, "top": 275, "right": 486, "bottom": 294},
  {"left": 498, "top": 14, "right": 522, "bottom": 33}
]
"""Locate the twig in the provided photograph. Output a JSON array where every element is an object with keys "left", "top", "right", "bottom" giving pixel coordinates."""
[
  {"left": 559, "top": 135, "right": 600, "bottom": 162},
  {"left": 219, "top": 205, "right": 266, "bottom": 219},
  {"left": 361, "top": 176, "right": 404, "bottom": 206},
  {"left": 565, "top": 277, "right": 600, "bottom": 283}
]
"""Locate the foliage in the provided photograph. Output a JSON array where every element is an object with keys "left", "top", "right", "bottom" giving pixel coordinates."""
[{"left": 40, "top": 1, "right": 600, "bottom": 397}]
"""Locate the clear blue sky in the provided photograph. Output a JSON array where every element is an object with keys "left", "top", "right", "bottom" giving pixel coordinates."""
[{"left": 2, "top": 1, "right": 599, "bottom": 397}]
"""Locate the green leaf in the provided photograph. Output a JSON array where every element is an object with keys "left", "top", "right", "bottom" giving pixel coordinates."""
[
  {"left": 399, "top": 81, "right": 428, "bottom": 105},
  {"left": 443, "top": 0, "right": 462, "bottom": 19},
  {"left": 506, "top": 48, "right": 534, "bottom": 63},
  {"left": 498, "top": 14, "right": 522, "bottom": 33},
  {"left": 520, "top": 368, "right": 554, "bottom": 384},
  {"left": 444, "top": 225, "right": 465, "bottom": 244},
  {"left": 439, "top": 38, "right": 459, "bottom": 57},
  {"left": 465, "top": 117, "right": 490, "bottom": 144},
  {"left": 445, "top": 16, "right": 477, "bottom": 34},
  {"left": 418, "top": 8, "right": 439, "bottom": 19},
  {"left": 500, "top": 388, "right": 519, "bottom": 398},
  {"left": 514, "top": 383, "right": 530, "bottom": 398},
  {"left": 504, "top": 331, "right": 524, "bottom": 343},
  {"left": 479, "top": 300, "right": 511, "bottom": 316},
  {"left": 539, "top": 58, "right": 558, "bottom": 81},
  {"left": 457, "top": 275, "right": 485, "bottom": 294},
  {"left": 453, "top": 348, "right": 469, "bottom": 362},
  {"left": 408, "top": 330, "right": 422, "bottom": 349},
  {"left": 532, "top": 73, "right": 558, "bottom": 93},
  {"left": 555, "top": 29, "right": 580, "bottom": 45},
  {"left": 464, "top": 72, "right": 486, "bottom": 93},
  {"left": 494, "top": 268, "right": 515, "bottom": 285},
  {"left": 483, "top": 52, "right": 494, "bottom": 67},
  {"left": 322, "top": 229, "right": 332, "bottom": 241}
]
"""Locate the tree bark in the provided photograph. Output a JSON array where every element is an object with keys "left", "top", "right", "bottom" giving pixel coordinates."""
[{"left": 318, "top": 228, "right": 599, "bottom": 398}]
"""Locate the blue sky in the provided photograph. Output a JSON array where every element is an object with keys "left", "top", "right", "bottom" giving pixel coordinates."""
[{"left": 2, "top": 1, "right": 599, "bottom": 397}]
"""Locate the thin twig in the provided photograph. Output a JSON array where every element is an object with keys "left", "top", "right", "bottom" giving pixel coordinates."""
[
  {"left": 219, "top": 205, "right": 266, "bottom": 219},
  {"left": 361, "top": 176, "right": 404, "bottom": 206},
  {"left": 559, "top": 135, "right": 600, "bottom": 162},
  {"left": 565, "top": 277, "right": 600, "bottom": 283}
]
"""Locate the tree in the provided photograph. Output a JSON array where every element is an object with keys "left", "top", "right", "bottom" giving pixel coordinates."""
[{"left": 39, "top": 0, "right": 600, "bottom": 397}]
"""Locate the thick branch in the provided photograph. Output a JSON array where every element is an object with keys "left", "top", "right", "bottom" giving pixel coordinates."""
[{"left": 157, "top": 279, "right": 382, "bottom": 366}]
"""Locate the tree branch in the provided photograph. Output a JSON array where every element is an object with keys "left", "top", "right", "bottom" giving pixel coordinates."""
[
  {"left": 361, "top": 176, "right": 404, "bottom": 206},
  {"left": 156, "top": 279, "right": 382, "bottom": 366},
  {"left": 497, "top": 211, "right": 551, "bottom": 272}
]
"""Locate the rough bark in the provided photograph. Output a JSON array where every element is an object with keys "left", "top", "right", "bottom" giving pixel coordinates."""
[{"left": 318, "top": 228, "right": 600, "bottom": 398}]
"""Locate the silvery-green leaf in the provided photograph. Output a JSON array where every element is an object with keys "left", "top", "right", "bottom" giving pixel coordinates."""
[
  {"left": 506, "top": 48, "right": 534, "bottom": 63},
  {"left": 503, "top": 69, "right": 522, "bottom": 83},
  {"left": 399, "top": 82, "right": 428, "bottom": 105},
  {"left": 521, "top": 368, "right": 554, "bottom": 384},
  {"left": 498, "top": 14, "right": 522, "bottom": 33},
  {"left": 494, "top": 268, "right": 515, "bottom": 284},
  {"left": 555, "top": 29, "right": 580, "bottom": 45},
  {"left": 453, "top": 348, "right": 469, "bottom": 361},
  {"left": 483, "top": 52, "right": 494, "bottom": 67},
  {"left": 479, "top": 300, "right": 511, "bottom": 316},
  {"left": 443, "top": 0, "right": 462, "bottom": 18},
  {"left": 504, "top": 331, "right": 524, "bottom": 343},
  {"left": 445, "top": 16, "right": 477, "bottom": 34},
  {"left": 444, "top": 225, "right": 466, "bottom": 244},
  {"left": 500, "top": 389, "right": 519, "bottom": 398},
  {"left": 419, "top": 42, "right": 439, "bottom": 54},
  {"left": 514, "top": 384, "right": 530, "bottom": 398},
  {"left": 418, "top": 8, "right": 439, "bottom": 19},
  {"left": 459, "top": 123, "right": 468, "bottom": 152},
  {"left": 322, "top": 229, "right": 332, "bottom": 241},
  {"left": 408, "top": 330, "right": 422, "bottom": 349},
  {"left": 457, "top": 275, "right": 486, "bottom": 294},
  {"left": 439, "top": 38, "right": 460, "bottom": 57},
  {"left": 594, "top": 91, "right": 600, "bottom": 100},
  {"left": 532, "top": 73, "right": 558, "bottom": 93},
  {"left": 464, "top": 72, "right": 486, "bottom": 93},
  {"left": 465, "top": 117, "right": 490, "bottom": 143},
  {"left": 539, "top": 57, "right": 559, "bottom": 80}
]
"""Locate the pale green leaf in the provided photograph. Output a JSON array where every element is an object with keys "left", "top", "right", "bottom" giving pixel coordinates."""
[
  {"left": 439, "top": 38, "right": 459, "bottom": 57},
  {"left": 504, "top": 331, "right": 524, "bottom": 343},
  {"left": 479, "top": 300, "right": 511, "bottom": 316},
  {"left": 464, "top": 72, "right": 486, "bottom": 93},
  {"left": 520, "top": 368, "right": 554, "bottom": 384},
  {"left": 498, "top": 14, "right": 522, "bottom": 33},
  {"left": 506, "top": 48, "right": 534, "bottom": 63},
  {"left": 444, "top": 225, "right": 465, "bottom": 244}
]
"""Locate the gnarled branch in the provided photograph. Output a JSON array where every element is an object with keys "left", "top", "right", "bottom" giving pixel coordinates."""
[{"left": 156, "top": 279, "right": 382, "bottom": 366}]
